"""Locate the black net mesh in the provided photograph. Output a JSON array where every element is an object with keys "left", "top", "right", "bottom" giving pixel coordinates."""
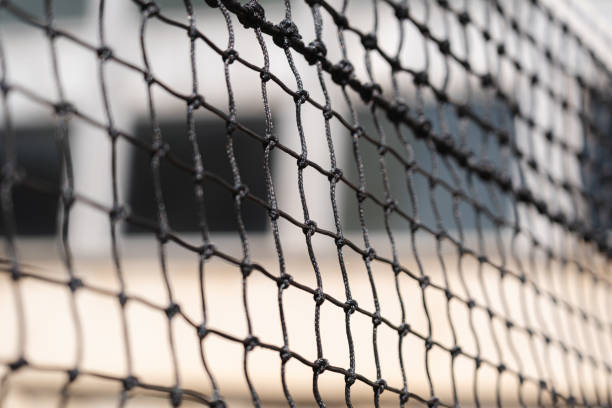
[{"left": 0, "top": 0, "right": 611, "bottom": 407}]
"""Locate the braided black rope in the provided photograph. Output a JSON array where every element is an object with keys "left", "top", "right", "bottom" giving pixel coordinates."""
[{"left": 0, "top": 0, "right": 611, "bottom": 406}]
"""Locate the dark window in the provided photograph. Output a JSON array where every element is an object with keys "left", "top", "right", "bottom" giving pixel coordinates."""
[
  {"left": 154, "top": 0, "right": 278, "bottom": 9},
  {"left": 127, "top": 116, "right": 268, "bottom": 234},
  {"left": 342, "top": 100, "right": 513, "bottom": 233},
  {"left": 0, "top": 125, "right": 61, "bottom": 236},
  {"left": 0, "top": 0, "right": 87, "bottom": 23},
  {"left": 585, "top": 100, "right": 612, "bottom": 239}
]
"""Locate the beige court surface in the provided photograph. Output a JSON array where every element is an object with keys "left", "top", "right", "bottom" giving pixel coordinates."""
[{"left": 1, "top": 233, "right": 609, "bottom": 407}]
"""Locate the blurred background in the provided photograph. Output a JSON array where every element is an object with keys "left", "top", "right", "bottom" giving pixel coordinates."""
[{"left": 1, "top": 0, "right": 611, "bottom": 406}]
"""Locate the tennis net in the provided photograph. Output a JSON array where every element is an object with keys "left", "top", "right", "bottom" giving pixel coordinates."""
[{"left": 0, "top": 0, "right": 611, "bottom": 407}]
